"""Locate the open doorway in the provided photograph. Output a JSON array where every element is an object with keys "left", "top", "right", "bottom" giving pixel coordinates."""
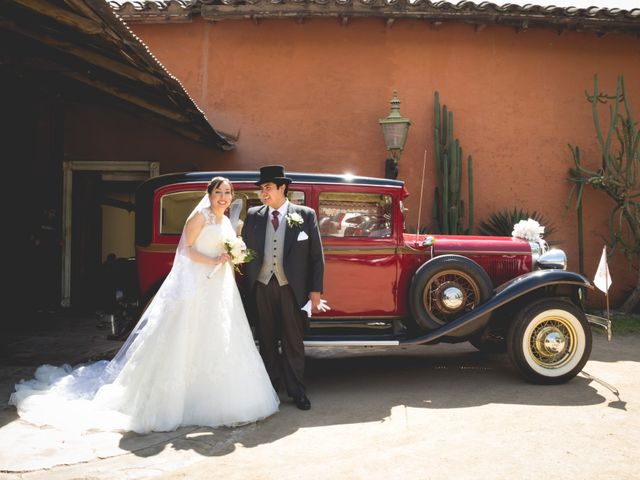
[{"left": 62, "top": 161, "right": 158, "bottom": 309}]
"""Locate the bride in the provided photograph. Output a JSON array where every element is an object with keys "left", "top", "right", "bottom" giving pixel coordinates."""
[{"left": 9, "top": 177, "right": 279, "bottom": 434}]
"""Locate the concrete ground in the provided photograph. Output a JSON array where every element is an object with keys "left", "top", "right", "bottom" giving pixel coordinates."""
[{"left": 1, "top": 313, "right": 639, "bottom": 480}]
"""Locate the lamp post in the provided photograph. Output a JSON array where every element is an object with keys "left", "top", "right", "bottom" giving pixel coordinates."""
[{"left": 379, "top": 89, "right": 411, "bottom": 179}]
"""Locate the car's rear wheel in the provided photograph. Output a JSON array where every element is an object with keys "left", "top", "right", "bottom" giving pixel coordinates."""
[
  {"left": 507, "top": 298, "right": 592, "bottom": 384},
  {"left": 410, "top": 255, "right": 493, "bottom": 330}
]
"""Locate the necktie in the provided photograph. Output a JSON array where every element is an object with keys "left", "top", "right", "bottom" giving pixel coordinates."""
[{"left": 271, "top": 210, "right": 280, "bottom": 230}]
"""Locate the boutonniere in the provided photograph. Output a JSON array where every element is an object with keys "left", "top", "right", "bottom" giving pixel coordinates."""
[{"left": 286, "top": 212, "right": 304, "bottom": 228}]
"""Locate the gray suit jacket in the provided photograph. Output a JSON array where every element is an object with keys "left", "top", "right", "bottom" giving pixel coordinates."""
[{"left": 241, "top": 203, "right": 324, "bottom": 307}]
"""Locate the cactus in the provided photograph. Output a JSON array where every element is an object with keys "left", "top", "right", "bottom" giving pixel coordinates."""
[
  {"left": 432, "top": 91, "right": 474, "bottom": 234},
  {"left": 565, "top": 75, "right": 640, "bottom": 312}
]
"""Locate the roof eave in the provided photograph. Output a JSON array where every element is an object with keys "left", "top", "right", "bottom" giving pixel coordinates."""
[
  {"left": 0, "top": 0, "right": 234, "bottom": 150},
  {"left": 110, "top": 0, "right": 640, "bottom": 37}
]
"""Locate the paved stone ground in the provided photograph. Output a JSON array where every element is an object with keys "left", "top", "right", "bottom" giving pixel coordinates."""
[{"left": 1, "top": 313, "right": 639, "bottom": 479}]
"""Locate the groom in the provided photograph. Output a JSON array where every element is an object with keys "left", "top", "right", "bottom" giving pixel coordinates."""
[{"left": 241, "top": 165, "right": 324, "bottom": 410}]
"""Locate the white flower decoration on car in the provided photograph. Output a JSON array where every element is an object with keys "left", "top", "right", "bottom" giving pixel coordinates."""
[
  {"left": 286, "top": 212, "right": 304, "bottom": 228},
  {"left": 512, "top": 218, "right": 545, "bottom": 244}
]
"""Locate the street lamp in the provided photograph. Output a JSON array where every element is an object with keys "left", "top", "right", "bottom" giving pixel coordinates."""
[{"left": 379, "top": 89, "right": 411, "bottom": 179}]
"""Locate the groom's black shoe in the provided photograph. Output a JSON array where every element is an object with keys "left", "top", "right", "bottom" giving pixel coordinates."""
[{"left": 294, "top": 394, "right": 311, "bottom": 410}]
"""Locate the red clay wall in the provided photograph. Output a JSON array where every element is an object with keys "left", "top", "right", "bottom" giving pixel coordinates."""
[{"left": 131, "top": 18, "right": 640, "bottom": 306}]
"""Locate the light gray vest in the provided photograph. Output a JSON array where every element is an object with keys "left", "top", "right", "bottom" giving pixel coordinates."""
[{"left": 257, "top": 210, "right": 288, "bottom": 286}]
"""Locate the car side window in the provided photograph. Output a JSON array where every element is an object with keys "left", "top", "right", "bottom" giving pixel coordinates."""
[
  {"left": 160, "top": 191, "right": 204, "bottom": 235},
  {"left": 159, "top": 189, "right": 305, "bottom": 236},
  {"left": 233, "top": 190, "right": 305, "bottom": 234},
  {"left": 318, "top": 192, "right": 392, "bottom": 238}
]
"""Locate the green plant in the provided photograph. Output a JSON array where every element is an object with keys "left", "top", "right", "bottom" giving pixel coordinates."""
[
  {"left": 478, "top": 208, "right": 559, "bottom": 245},
  {"left": 566, "top": 75, "right": 640, "bottom": 313},
  {"left": 602, "top": 313, "right": 640, "bottom": 335},
  {"left": 432, "top": 91, "right": 474, "bottom": 234}
]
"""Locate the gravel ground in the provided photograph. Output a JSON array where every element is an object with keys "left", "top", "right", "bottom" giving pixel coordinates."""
[{"left": 2, "top": 332, "right": 638, "bottom": 480}]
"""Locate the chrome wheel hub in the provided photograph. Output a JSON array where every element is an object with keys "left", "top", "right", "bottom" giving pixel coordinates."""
[
  {"left": 537, "top": 328, "right": 566, "bottom": 355},
  {"left": 441, "top": 286, "right": 464, "bottom": 310},
  {"left": 423, "top": 270, "right": 482, "bottom": 326},
  {"left": 529, "top": 319, "right": 576, "bottom": 368}
]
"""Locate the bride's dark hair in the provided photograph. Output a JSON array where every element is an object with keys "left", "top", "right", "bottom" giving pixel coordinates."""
[{"left": 207, "top": 176, "right": 234, "bottom": 196}]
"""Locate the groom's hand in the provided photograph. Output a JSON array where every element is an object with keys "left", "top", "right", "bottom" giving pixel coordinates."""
[{"left": 309, "top": 291, "right": 321, "bottom": 312}]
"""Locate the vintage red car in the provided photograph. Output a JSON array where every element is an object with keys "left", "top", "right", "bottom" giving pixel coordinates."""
[{"left": 123, "top": 171, "right": 604, "bottom": 384}]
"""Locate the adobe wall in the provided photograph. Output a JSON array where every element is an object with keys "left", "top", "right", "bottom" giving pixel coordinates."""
[{"left": 131, "top": 18, "right": 640, "bottom": 307}]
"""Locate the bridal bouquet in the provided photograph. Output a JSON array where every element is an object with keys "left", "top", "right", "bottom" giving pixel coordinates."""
[
  {"left": 207, "top": 236, "right": 256, "bottom": 278},
  {"left": 224, "top": 236, "right": 256, "bottom": 272}
]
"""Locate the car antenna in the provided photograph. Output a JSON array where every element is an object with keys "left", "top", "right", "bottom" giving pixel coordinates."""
[{"left": 415, "top": 149, "right": 427, "bottom": 245}]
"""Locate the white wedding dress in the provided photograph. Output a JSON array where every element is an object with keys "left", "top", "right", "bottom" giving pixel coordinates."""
[{"left": 10, "top": 209, "right": 279, "bottom": 434}]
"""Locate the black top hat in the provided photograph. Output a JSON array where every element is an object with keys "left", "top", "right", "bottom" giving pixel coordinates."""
[{"left": 255, "top": 165, "right": 292, "bottom": 186}]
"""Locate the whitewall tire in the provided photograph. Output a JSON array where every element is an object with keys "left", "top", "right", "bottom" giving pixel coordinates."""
[{"left": 507, "top": 298, "right": 592, "bottom": 384}]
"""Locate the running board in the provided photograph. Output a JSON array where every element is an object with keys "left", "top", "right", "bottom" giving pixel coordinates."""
[{"left": 304, "top": 339, "right": 400, "bottom": 347}]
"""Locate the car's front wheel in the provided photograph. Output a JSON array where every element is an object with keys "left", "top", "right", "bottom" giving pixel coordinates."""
[{"left": 507, "top": 298, "right": 592, "bottom": 384}]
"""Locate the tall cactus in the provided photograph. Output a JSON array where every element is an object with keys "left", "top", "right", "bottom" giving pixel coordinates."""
[
  {"left": 432, "top": 91, "right": 474, "bottom": 234},
  {"left": 566, "top": 75, "right": 640, "bottom": 312}
]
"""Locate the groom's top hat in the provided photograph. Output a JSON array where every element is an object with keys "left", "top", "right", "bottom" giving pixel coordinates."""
[{"left": 255, "top": 165, "right": 292, "bottom": 186}]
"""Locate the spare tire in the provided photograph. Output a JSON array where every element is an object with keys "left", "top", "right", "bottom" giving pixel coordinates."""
[{"left": 409, "top": 255, "right": 493, "bottom": 330}]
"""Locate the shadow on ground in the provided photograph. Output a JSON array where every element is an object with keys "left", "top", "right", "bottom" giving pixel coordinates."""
[
  {"left": 114, "top": 340, "right": 623, "bottom": 460},
  {"left": 1, "top": 330, "right": 634, "bottom": 472}
]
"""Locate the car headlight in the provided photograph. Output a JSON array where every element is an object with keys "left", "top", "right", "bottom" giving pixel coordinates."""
[
  {"left": 529, "top": 241, "right": 543, "bottom": 266},
  {"left": 536, "top": 249, "right": 568, "bottom": 270}
]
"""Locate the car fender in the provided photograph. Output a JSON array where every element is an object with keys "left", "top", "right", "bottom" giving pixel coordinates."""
[{"left": 401, "top": 270, "right": 592, "bottom": 345}]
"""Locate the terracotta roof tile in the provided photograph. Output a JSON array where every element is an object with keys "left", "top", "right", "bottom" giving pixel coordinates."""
[{"left": 109, "top": 0, "right": 640, "bottom": 35}]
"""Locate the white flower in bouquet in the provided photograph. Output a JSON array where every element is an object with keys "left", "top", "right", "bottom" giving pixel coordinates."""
[
  {"left": 208, "top": 236, "right": 255, "bottom": 278},
  {"left": 230, "top": 243, "right": 244, "bottom": 261},
  {"left": 224, "top": 236, "right": 256, "bottom": 270},
  {"left": 512, "top": 218, "right": 545, "bottom": 243}
]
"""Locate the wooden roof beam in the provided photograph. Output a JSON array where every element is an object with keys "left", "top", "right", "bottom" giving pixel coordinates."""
[
  {"left": 0, "top": 17, "right": 164, "bottom": 87},
  {"left": 19, "top": 56, "right": 191, "bottom": 124},
  {"left": 61, "top": 69, "right": 192, "bottom": 123},
  {"left": 13, "top": 0, "right": 104, "bottom": 35}
]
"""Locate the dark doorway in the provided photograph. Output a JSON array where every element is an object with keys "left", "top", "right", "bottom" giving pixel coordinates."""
[{"left": 71, "top": 171, "right": 102, "bottom": 311}]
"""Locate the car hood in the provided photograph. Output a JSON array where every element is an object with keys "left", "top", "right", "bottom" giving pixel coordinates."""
[{"left": 403, "top": 233, "right": 532, "bottom": 255}]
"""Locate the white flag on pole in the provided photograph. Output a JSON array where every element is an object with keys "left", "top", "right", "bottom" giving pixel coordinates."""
[{"left": 593, "top": 246, "right": 612, "bottom": 293}]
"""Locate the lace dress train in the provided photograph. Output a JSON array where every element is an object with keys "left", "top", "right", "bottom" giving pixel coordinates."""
[{"left": 10, "top": 212, "right": 279, "bottom": 434}]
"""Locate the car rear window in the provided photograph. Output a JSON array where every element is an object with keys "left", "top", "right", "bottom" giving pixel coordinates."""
[{"left": 318, "top": 192, "right": 392, "bottom": 238}]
